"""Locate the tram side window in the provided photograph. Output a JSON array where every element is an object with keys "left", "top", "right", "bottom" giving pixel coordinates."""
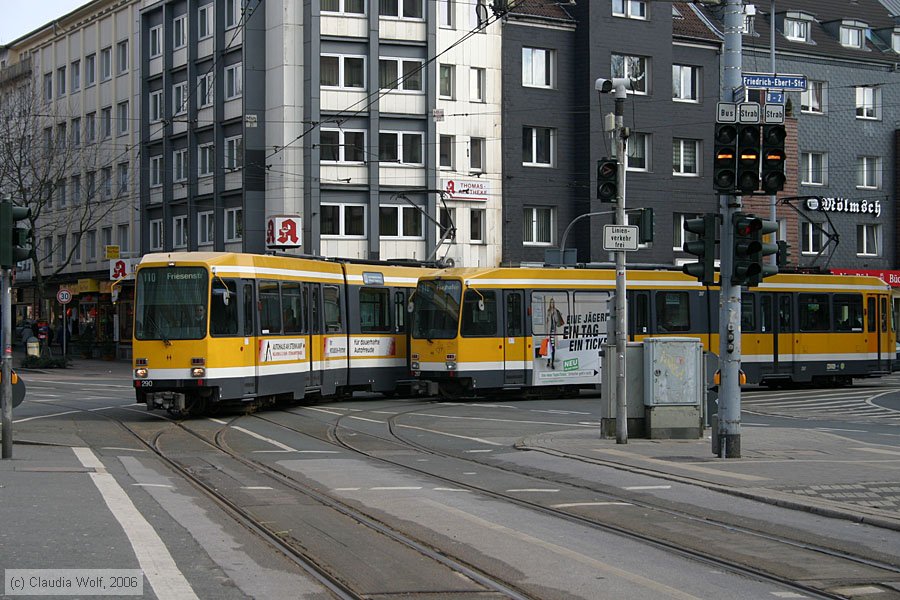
[
  {"left": 778, "top": 296, "right": 792, "bottom": 331},
  {"left": 210, "top": 279, "right": 239, "bottom": 336},
  {"left": 893, "top": 298, "right": 899, "bottom": 333},
  {"left": 741, "top": 295, "right": 756, "bottom": 332},
  {"left": 242, "top": 283, "right": 254, "bottom": 336},
  {"left": 360, "top": 288, "right": 391, "bottom": 333},
  {"left": 324, "top": 285, "right": 343, "bottom": 333},
  {"left": 656, "top": 291, "right": 690, "bottom": 332},
  {"left": 799, "top": 293, "right": 830, "bottom": 331},
  {"left": 259, "top": 280, "right": 282, "bottom": 334},
  {"left": 394, "top": 291, "right": 406, "bottom": 333},
  {"left": 634, "top": 294, "right": 649, "bottom": 334},
  {"left": 461, "top": 290, "right": 497, "bottom": 337},
  {"left": 282, "top": 282, "right": 303, "bottom": 334},
  {"left": 833, "top": 294, "right": 863, "bottom": 331},
  {"left": 881, "top": 297, "right": 888, "bottom": 333},
  {"left": 867, "top": 297, "right": 876, "bottom": 332}
]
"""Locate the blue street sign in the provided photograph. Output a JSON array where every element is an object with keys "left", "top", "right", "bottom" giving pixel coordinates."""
[
  {"left": 766, "top": 91, "right": 785, "bottom": 104},
  {"left": 742, "top": 73, "right": 807, "bottom": 91}
]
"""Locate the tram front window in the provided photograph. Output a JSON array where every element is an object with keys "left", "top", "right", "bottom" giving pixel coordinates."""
[
  {"left": 135, "top": 267, "right": 209, "bottom": 341},
  {"left": 412, "top": 279, "right": 462, "bottom": 339}
]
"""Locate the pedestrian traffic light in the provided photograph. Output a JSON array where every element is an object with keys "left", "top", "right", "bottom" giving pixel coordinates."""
[
  {"left": 736, "top": 124, "right": 761, "bottom": 194},
  {"left": 682, "top": 213, "right": 717, "bottom": 285},
  {"left": 0, "top": 201, "right": 32, "bottom": 269},
  {"left": 760, "top": 124, "right": 786, "bottom": 194},
  {"left": 713, "top": 123, "right": 737, "bottom": 193},
  {"left": 732, "top": 213, "right": 778, "bottom": 286},
  {"left": 776, "top": 240, "right": 790, "bottom": 268},
  {"left": 596, "top": 158, "right": 617, "bottom": 203}
]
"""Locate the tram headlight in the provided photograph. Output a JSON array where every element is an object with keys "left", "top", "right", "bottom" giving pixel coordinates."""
[
  {"left": 445, "top": 360, "right": 457, "bottom": 371},
  {"left": 411, "top": 360, "right": 420, "bottom": 370},
  {"left": 191, "top": 367, "right": 206, "bottom": 378},
  {"left": 134, "top": 368, "right": 149, "bottom": 379}
]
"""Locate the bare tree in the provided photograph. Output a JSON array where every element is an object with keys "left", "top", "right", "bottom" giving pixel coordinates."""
[{"left": 0, "top": 69, "right": 137, "bottom": 316}]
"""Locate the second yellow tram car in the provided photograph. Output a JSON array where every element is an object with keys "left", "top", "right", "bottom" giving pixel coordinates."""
[
  {"left": 132, "top": 252, "right": 433, "bottom": 414},
  {"left": 408, "top": 267, "right": 894, "bottom": 396}
]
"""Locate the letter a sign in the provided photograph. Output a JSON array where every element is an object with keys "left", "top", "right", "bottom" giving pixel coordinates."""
[{"left": 266, "top": 215, "right": 303, "bottom": 249}]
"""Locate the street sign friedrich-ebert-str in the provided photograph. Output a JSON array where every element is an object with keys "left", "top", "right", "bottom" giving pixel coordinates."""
[{"left": 742, "top": 73, "right": 807, "bottom": 91}]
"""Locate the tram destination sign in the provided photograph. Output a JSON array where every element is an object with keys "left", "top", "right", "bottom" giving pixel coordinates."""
[
  {"left": 603, "top": 225, "right": 639, "bottom": 251},
  {"left": 742, "top": 73, "right": 807, "bottom": 91}
]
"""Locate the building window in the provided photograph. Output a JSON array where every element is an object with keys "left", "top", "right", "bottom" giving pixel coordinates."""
[
  {"left": 522, "top": 126, "right": 554, "bottom": 167},
  {"left": 150, "top": 155, "right": 163, "bottom": 187},
  {"left": 86, "top": 112, "right": 96, "bottom": 142},
  {"left": 117, "top": 224, "right": 130, "bottom": 253},
  {"left": 320, "top": 55, "right": 365, "bottom": 89},
  {"left": 173, "top": 215, "right": 188, "bottom": 248},
  {"left": 225, "top": 136, "right": 243, "bottom": 170},
  {"left": 522, "top": 47, "right": 554, "bottom": 88},
  {"left": 439, "top": 64, "right": 455, "bottom": 98},
  {"left": 840, "top": 26, "right": 863, "bottom": 48},
  {"left": 72, "top": 233, "right": 81, "bottom": 262},
  {"left": 672, "top": 138, "right": 699, "bottom": 175},
  {"left": 173, "top": 16, "right": 187, "bottom": 49},
  {"left": 43, "top": 237, "right": 52, "bottom": 264},
  {"left": 101, "top": 167, "right": 112, "bottom": 198},
  {"left": 378, "top": 58, "right": 422, "bottom": 91},
  {"left": 101, "top": 107, "right": 112, "bottom": 139},
  {"left": 199, "top": 4, "right": 214, "bottom": 39},
  {"left": 784, "top": 19, "right": 808, "bottom": 42},
  {"left": 57, "top": 180, "right": 67, "bottom": 208},
  {"left": 855, "top": 86, "right": 880, "bottom": 119},
  {"left": 801, "top": 221, "right": 826, "bottom": 255},
  {"left": 439, "top": 0, "right": 453, "bottom": 27},
  {"left": 198, "top": 144, "right": 214, "bottom": 177},
  {"left": 614, "top": 131, "right": 649, "bottom": 171},
  {"left": 43, "top": 73, "right": 52, "bottom": 102},
  {"left": 321, "top": 203, "right": 366, "bottom": 237},
  {"left": 198, "top": 72, "right": 214, "bottom": 107},
  {"left": 523, "top": 207, "right": 553, "bottom": 245},
  {"left": 57, "top": 66, "right": 66, "bottom": 96},
  {"left": 117, "top": 101, "right": 129, "bottom": 135},
  {"left": 378, "top": 131, "right": 423, "bottom": 165},
  {"left": 470, "top": 137, "right": 485, "bottom": 172},
  {"left": 117, "top": 163, "right": 129, "bottom": 194},
  {"left": 100, "top": 47, "right": 112, "bottom": 81},
  {"left": 226, "top": 0, "right": 241, "bottom": 28},
  {"left": 322, "top": 0, "right": 365, "bottom": 15},
  {"left": 439, "top": 135, "right": 454, "bottom": 169},
  {"left": 857, "top": 156, "right": 880, "bottom": 189},
  {"left": 470, "top": 0, "right": 487, "bottom": 28},
  {"left": 86, "top": 230, "right": 96, "bottom": 260},
  {"left": 320, "top": 129, "right": 365, "bottom": 163},
  {"left": 225, "top": 63, "right": 242, "bottom": 99},
  {"left": 225, "top": 208, "right": 243, "bottom": 241},
  {"left": 672, "top": 64, "right": 699, "bottom": 101},
  {"left": 470, "top": 208, "right": 485, "bottom": 243},
  {"left": 470, "top": 67, "right": 485, "bottom": 102},
  {"left": 71, "top": 175, "right": 81, "bottom": 205},
  {"left": 801, "top": 80, "right": 824, "bottom": 113},
  {"left": 71, "top": 118, "right": 81, "bottom": 147},
  {"left": 56, "top": 235, "right": 67, "bottom": 265},
  {"left": 71, "top": 60, "right": 80, "bottom": 91},
  {"left": 857, "top": 224, "right": 880, "bottom": 257},
  {"left": 149, "top": 91, "right": 163, "bottom": 122},
  {"left": 85, "top": 53, "right": 96, "bottom": 86},
  {"left": 378, "top": 0, "right": 423, "bottom": 19},
  {"left": 173, "top": 82, "right": 187, "bottom": 115},
  {"left": 379, "top": 205, "right": 423, "bottom": 238},
  {"left": 150, "top": 219, "right": 163, "bottom": 251},
  {"left": 86, "top": 171, "right": 96, "bottom": 199},
  {"left": 611, "top": 53, "right": 648, "bottom": 94},
  {"left": 613, "top": 0, "right": 646, "bottom": 19},
  {"left": 893, "top": 31, "right": 900, "bottom": 53},
  {"left": 439, "top": 207, "right": 456, "bottom": 243},
  {"left": 198, "top": 211, "right": 214, "bottom": 245},
  {"left": 173, "top": 149, "right": 188, "bottom": 182},
  {"left": 800, "top": 152, "right": 826, "bottom": 185},
  {"left": 149, "top": 26, "right": 163, "bottom": 57},
  {"left": 117, "top": 40, "right": 128, "bottom": 74}
]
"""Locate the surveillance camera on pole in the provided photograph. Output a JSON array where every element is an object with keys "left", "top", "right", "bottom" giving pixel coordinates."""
[{"left": 594, "top": 77, "right": 631, "bottom": 101}]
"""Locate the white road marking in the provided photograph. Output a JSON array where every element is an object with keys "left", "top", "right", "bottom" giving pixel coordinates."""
[
  {"left": 396, "top": 423, "right": 503, "bottom": 446},
  {"left": 208, "top": 418, "right": 228, "bottom": 425},
  {"left": 507, "top": 488, "right": 559, "bottom": 493},
  {"left": 465, "top": 449, "right": 494, "bottom": 453},
  {"left": 851, "top": 447, "right": 900, "bottom": 457},
  {"left": 532, "top": 409, "right": 592, "bottom": 415},
  {"left": 72, "top": 448, "right": 197, "bottom": 600},
  {"left": 551, "top": 502, "right": 632, "bottom": 508},
  {"left": 133, "top": 483, "right": 174, "bottom": 488},
  {"left": 14, "top": 410, "right": 79, "bottom": 422},
  {"left": 434, "top": 487, "right": 469, "bottom": 492},
  {"left": 624, "top": 485, "right": 672, "bottom": 491},
  {"left": 101, "top": 447, "right": 147, "bottom": 452},
  {"left": 334, "top": 488, "right": 361, "bottom": 491},
  {"left": 302, "top": 406, "right": 345, "bottom": 416},
  {"left": 231, "top": 426, "right": 297, "bottom": 452},
  {"left": 816, "top": 427, "right": 867, "bottom": 433},
  {"left": 406, "top": 412, "right": 596, "bottom": 428},
  {"left": 830, "top": 586, "right": 885, "bottom": 596},
  {"left": 371, "top": 486, "right": 422, "bottom": 491},
  {"left": 770, "top": 592, "right": 809, "bottom": 598},
  {"left": 241, "top": 486, "right": 273, "bottom": 490},
  {"left": 463, "top": 472, "right": 478, "bottom": 475},
  {"left": 348, "top": 415, "right": 385, "bottom": 424}
]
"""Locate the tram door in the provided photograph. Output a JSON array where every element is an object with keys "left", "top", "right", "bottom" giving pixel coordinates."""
[
  {"left": 242, "top": 281, "right": 257, "bottom": 397},
  {"left": 305, "top": 283, "right": 323, "bottom": 388},
  {"left": 503, "top": 291, "right": 526, "bottom": 384},
  {"left": 868, "top": 295, "right": 890, "bottom": 373},
  {"left": 760, "top": 293, "right": 795, "bottom": 376}
]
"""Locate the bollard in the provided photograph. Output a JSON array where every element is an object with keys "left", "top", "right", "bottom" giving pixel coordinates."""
[{"left": 26, "top": 336, "right": 40, "bottom": 357}]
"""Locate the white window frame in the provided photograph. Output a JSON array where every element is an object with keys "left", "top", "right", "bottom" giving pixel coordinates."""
[
  {"left": 86, "top": 231, "right": 96, "bottom": 260},
  {"left": 378, "top": 57, "right": 423, "bottom": 92},
  {"left": 117, "top": 224, "right": 130, "bottom": 253},
  {"left": 225, "top": 208, "right": 243, "bottom": 242},
  {"left": 470, "top": 67, "right": 485, "bottom": 102},
  {"left": 672, "top": 138, "right": 699, "bottom": 176},
  {"left": 379, "top": 131, "right": 424, "bottom": 166},
  {"left": 615, "top": 131, "right": 649, "bottom": 171},
  {"left": 855, "top": 86, "right": 880, "bottom": 120},
  {"left": 439, "top": 207, "right": 457, "bottom": 244},
  {"left": 197, "top": 72, "right": 214, "bottom": 107},
  {"left": 857, "top": 224, "right": 880, "bottom": 257},
  {"left": 173, "top": 215, "right": 188, "bottom": 248},
  {"left": 149, "top": 90, "right": 163, "bottom": 122},
  {"left": 322, "top": 0, "right": 365, "bottom": 15},
  {"left": 522, "top": 126, "right": 555, "bottom": 167},
  {"left": 893, "top": 31, "right": 900, "bottom": 53},
  {"left": 857, "top": 156, "right": 881, "bottom": 189},
  {"left": 116, "top": 40, "right": 129, "bottom": 75},
  {"left": 439, "top": 135, "right": 454, "bottom": 169},
  {"left": 173, "top": 15, "right": 187, "bottom": 49},
  {"left": 439, "top": 0, "right": 453, "bottom": 28},
  {"left": 71, "top": 174, "right": 81, "bottom": 205},
  {"left": 198, "top": 211, "right": 214, "bottom": 245},
  {"left": 57, "top": 66, "right": 66, "bottom": 96},
  {"left": 149, "top": 219, "right": 163, "bottom": 251},
  {"left": 101, "top": 167, "right": 112, "bottom": 198},
  {"left": 71, "top": 60, "right": 80, "bottom": 91},
  {"left": 320, "top": 54, "right": 366, "bottom": 90},
  {"left": 149, "top": 26, "right": 163, "bottom": 58},
  {"left": 72, "top": 233, "right": 81, "bottom": 262},
  {"left": 225, "top": 63, "right": 243, "bottom": 100},
  {"left": 469, "top": 207, "right": 485, "bottom": 244},
  {"left": 612, "top": 0, "right": 647, "bottom": 20},
  {"left": 801, "top": 80, "right": 825, "bottom": 114},
  {"left": 225, "top": 136, "right": 243, "bottom": 170},
  {"left": 100, "top": 47, "right": 112, "bottom": 81},
  {"left": 321, "top": 203, "right": 367, "bottom": 238},
  {"left": 672, "top": 64, "right": 699, "bottom": 102},
  {"left": 784, "top": 19, "right": 808, "bottom": 42},
  {"left": 800, "top": 151, "right": 826, "bottom": 185},
  {"left": 379, "top": 205, "right": 424, "bottom": 239},
  {"left": 522, "top": 47, "right": 554, "bottom": 88},
  {"left": 150, "top": 155, "right": 163, "bottom": 187},
  {"left": 319, "top": 129, "right": 366, "bottom": 163},
  {"left": 85, "top": 53, "right": 96, "bottom": 86},
  {"left": 173, "top": 148, "right": 188, "bottom": 182},
  {"left": 101, "top": 107, "right": 112, "bottom": 139},
  {"left": 117, "top": 162, "right": 129, "bottom": 194},
  {"left": 611, "top": 53, "right": 649, "bottom": 94},
  {"left": 523, "top": 206, "right": 554, "bottom": 246},
  {"left": 800, "top": 221, "right": 826, "bottom": 255},
  {"left": 226, "top": 0, "right": 241, "bottom": 28},
  {"left": 378, "top": 0, "right": 423, "bottom": 20},
  {"left": 173, "top": 82, "right": 188, "bottom": 116},
  {"left": 198, "top": 4, "right": 214, "bottom": 39},
  {"left": 439, "top": 64, "right": 455, "bottom": 99},
  {"left": 840, "top": 26, "right": 863, "bottom": 48},
  {"left": 117, "top": 101, "right": 129, "bottom": 135},
  {"left": 43, "top": 73, "right": 52, "bottom": 102},
  {"left": 71, "top": 118, "right": 81, "bottom": 147},
  {"left": 198, "top": 143, "right": 215, "bottom": 177},
  {"left": 470, "top": 137, "right": 485, "bottom": 173},
  {"left": 56, "top": 235, "right": 67, "bottom": 265},
  {"left": 86, "top": 112, "right": 96, "bottom": 142}
]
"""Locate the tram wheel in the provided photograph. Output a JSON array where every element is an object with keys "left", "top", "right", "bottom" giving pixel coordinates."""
[{"left": 167, "top": 395, "right": 208, "bottom": 419}]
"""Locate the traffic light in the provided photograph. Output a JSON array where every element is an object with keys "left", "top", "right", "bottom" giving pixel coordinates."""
[
  {"left": 736, "top": 124, "right": 761, "bottom": 194},
  {"left": 732, "top": 213, "right": 778, "bottom": 286},
  {"left": 713, "top": 123, "right": 737, "bottom": 193},
  {"left": 682, "top": 213, "right": 717, "bottom": 285},
  {"left": 596, "top": 158, "right": 617, "bottom": 203},
  {"left": 760, "top": 124, "right": 786, "bottom": 194},
  {"left": 638, "top": 207, "right": 654, "bottom": 243},
  {"left": 0, "top": 201, "right": 32, "bottom": 269},
  {"left": 776, "top": 240, "right": 790, "bottom": 268}
]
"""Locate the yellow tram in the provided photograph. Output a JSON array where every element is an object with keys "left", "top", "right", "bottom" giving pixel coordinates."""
[
  {"left": 408, "top": 267, "right": 894, "bottom": 396},
  {"left": 132, "top": 252, "right": 433, "bottom": 414}
]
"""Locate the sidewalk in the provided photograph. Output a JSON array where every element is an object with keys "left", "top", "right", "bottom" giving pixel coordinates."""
[
  {"left": 12, "top": 347, "right": 132, "bottom": 379},
  {"left": 518, "top": 426, "right": 900, "bottom": 531}
]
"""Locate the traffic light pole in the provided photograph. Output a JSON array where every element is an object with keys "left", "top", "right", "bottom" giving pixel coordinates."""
[
  {"left": 1, "top": 267, "right": 12, "bottom": 459},
  {"left": 718, "top": 0, "right": 744, "bottom": 458},
  {"left": 613, "top": 88, "right": 629, "bottom": 445}
]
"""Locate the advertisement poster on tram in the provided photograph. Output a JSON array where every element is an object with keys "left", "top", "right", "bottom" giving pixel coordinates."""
[{"left": 531, "top": 291, "right": 610, "bottom": 385}]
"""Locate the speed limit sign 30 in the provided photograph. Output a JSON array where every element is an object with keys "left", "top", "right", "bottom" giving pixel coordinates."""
[{"left": 57, "top": 289, "right": 72, "bottom": 304}]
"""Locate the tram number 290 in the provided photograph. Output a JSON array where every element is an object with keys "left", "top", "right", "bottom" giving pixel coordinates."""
[{"left": 139, "top": 380, "right": 154, "bottom": 387}]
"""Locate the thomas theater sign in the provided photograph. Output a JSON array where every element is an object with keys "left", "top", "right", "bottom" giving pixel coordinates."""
[{"left": 831, "top": 269, "right": 900, "bottom": 287}]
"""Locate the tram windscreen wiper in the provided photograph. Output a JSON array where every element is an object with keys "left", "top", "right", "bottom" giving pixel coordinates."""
[{"left": 145, "top": 313, "right": 171, "bottom": 346}]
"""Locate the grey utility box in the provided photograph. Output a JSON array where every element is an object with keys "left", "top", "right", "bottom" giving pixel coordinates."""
[
  {"left": 642, "top": 337, "right": 704, "bottom": 439},
  {"left": 600, "top": 342, "right": 646, "bottom": 438}
]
